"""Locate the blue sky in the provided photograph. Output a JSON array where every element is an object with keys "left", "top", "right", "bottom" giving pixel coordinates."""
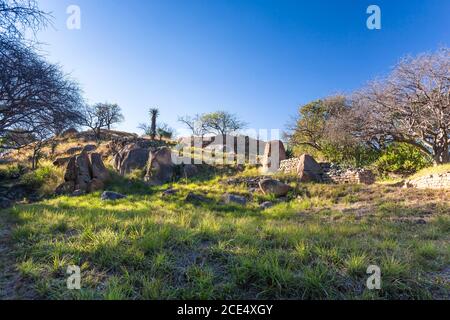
[{"left": 36, "top": 0, "right": 449, "bottom": 136}]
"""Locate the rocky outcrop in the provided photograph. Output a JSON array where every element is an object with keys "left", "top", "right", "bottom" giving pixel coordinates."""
[
  {"left": 144, "top": 147, "right": 174, "bottom": 185},
  {"left": 56, "top": 152, "right": 110, "bottom": 195},
  {"left": 258, "top": 179, "right": 291, "bottom": 197},
  {"left": 53, "top": 157, "right": 72, "bottom": 167},
  {"left": 89, "top": 153, "right": 110, "bottom": 181},
  {"left": 112, "top": 144, "right": 150, "bottom": 176},
  {"left": 261, "top": 140, "right": 287, "bottom": 173},
  {"left": 82, "top": 144, "right": 97, "bottom": 153},
  {"left": 296, "top": 154, "right": 323, "bottom": 182}
]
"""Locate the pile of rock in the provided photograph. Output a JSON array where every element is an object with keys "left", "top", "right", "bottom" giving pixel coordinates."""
[
  {"left": 321, "top": 163, "right": 375, "bottom": 185},
  {"left": 404, "top": 172, "right": 450, "bottom": 189},
  {"left": 279, "top": 154, "right": 375, "bottom": 185},
  {"left": 56, "top": 152, "right": 110, "bottom": 195}
]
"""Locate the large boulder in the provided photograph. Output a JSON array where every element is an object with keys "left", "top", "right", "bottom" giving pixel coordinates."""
[
  {"left": 75, "top": 152, "right": 91, "bottom": 191},
  {"left": 296, "top": 154, "right": 323, "bottom": 182},
  {"left": 261, "top": 140, "right": 286, "bottom": 174},
  {"left": 113, "top": 144, "right": 149, "bottom": 175},
  {"left": 56, "top": 152, "right": 110, "bottom": 195},
  {"left": 64, "top": 156, "right": 77, "bottom": 182},
  {"left": 145, "top": 147, "right": 174, "bottom": 185},
  {"left": 89, "top": 153, "right": 110, "bottom": 181},
  {"left": 259, "top": 179, "right": 291, "bottom": 197}
]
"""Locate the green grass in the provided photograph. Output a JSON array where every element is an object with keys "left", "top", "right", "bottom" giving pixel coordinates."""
[{"left": 1, "top": 174, "right": 449, "bottom": 300}]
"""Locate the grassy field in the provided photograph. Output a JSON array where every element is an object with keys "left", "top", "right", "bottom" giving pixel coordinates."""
[{"left": 0, "top": 170, "right": 449, "bottom": 300}]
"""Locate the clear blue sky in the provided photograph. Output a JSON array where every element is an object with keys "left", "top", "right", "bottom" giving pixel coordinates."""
[{"left": 36, "top": 0, "right": 449, "bottom": 136}]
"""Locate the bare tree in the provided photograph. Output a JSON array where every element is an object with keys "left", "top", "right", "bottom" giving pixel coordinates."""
[
  {"left": 353, "top": 48, "right": 450, "bottom": 164},
  {"left": 0, "top": 39, "right": 84, "bottom": 152},
  {"left": 95, "top": 103, "right": 124, "bottom": 130},
  {"left": 0, "top": 0, "right": 50, "bottom": 41},
  {"left": 178, "top": 114, "right": 207, "bottom": 137},
  {"left": 81, "top": 105, "right": 107, "bottom": 142}
]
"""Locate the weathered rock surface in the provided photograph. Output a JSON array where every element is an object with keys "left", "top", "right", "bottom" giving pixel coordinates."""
[
  {"left": 82, "top": 144, "right": 97, "bottom": 153},
  {"left": 185, "top": 192, "right": 210, "bottom": 203},
  {"left": 53, "top": 157, "right": 72, "bottom": 167},
  {"left": 296, "top": 154, "right": 323, "bottom": 182},
  {"left": 223, "top": 194, "right": 247, "bottom": 205},
  {"left": 113, "top": 144, "right": 149, "bottom": 176},
  {"left": 145, "top": 147, "right": 174, "bottom": 185},
  {"left": 162, "top": 188, "right": 178, "bottom": 197},
  {"left": 101, "top": 191, "right": 126, "bottom": 201},
  {"left": 88, "top": 178, "right": 105, "bottom": 193},
  {"left": 56, "top": 152, "right": 110, "bottom": 195},
  {"left": 180, "top": 164, "right": 199, "bottom": 178},
  {"left": 66, "top": 146, "right": 83, "bottom": 155},
  {"left": 258, "top": 179, "right": 291, "bottom": 197},
  {"left": 259, "top": 201, "right": 274, "bottom": 210},
  {"left": 89, "top": 153, "right": 110, "bottom": 181},
  {"left": 75, "top": 152, "right": 91, "bottom": 191}
]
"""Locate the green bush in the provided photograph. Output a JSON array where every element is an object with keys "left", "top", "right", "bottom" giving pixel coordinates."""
[
  {"left": 374, "top": 143, "right": 432, "bottom": 175},
  {"left": 20, "top": 163, "right": 63, "bottom": 191},
  {"left": 0, "top": 163, "right": 25, "bottom": 179}
]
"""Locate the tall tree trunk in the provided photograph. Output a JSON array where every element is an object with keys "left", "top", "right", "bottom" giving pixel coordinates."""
[{"left": 433, "top": 143, "right": 449, "bottom": 165}]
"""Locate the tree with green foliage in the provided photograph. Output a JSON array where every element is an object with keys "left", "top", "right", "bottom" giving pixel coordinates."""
[
  {"left": 373, "top": 143, "right": 432, "bottom": 175},
  {"left": 286, "top": 96, "right": 378, "bottom": 167},
  {"left": 200, "top": 111, "right": 247, "bottom": 136}
]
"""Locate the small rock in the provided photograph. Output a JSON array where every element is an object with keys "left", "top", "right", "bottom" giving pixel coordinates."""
[
  {"left": 223, "top": 194, "right": 247, "bottom": 205},
  {"left": 101, "top": 191, "right": 127, "bottom": 201},
  {"left": 416, "top": 219, "right": 427, "bottom": 225},
  {"left": 259, "top": 201, "right": 273, "bottom": 210},
  {"left": 162, "top": 188, "right": 178, "bottom": 197},
  {"left": 259, "top": 179, "right": 291, "bottom": 197},
  {"left": 70, "top": 189, "right": 86, "bottom": 197},
  {"left": 185, "top": 192, "right": 209, "bottom": 203}
]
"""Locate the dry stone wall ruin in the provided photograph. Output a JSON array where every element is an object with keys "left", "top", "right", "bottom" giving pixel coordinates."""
[
  {"left": 405, "top": 172, "right": 450, "bottom": 189},
  {"left": 279, "top": 156, "right": 375, "bottom": 185}
]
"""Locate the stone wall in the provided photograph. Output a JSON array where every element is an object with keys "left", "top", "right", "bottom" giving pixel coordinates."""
[
  {"left": 405, "top": 172, "right": 450, "bottom": 189},
  {"left": 279, "top": 158, "right": 375, "bottom": 185}
]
